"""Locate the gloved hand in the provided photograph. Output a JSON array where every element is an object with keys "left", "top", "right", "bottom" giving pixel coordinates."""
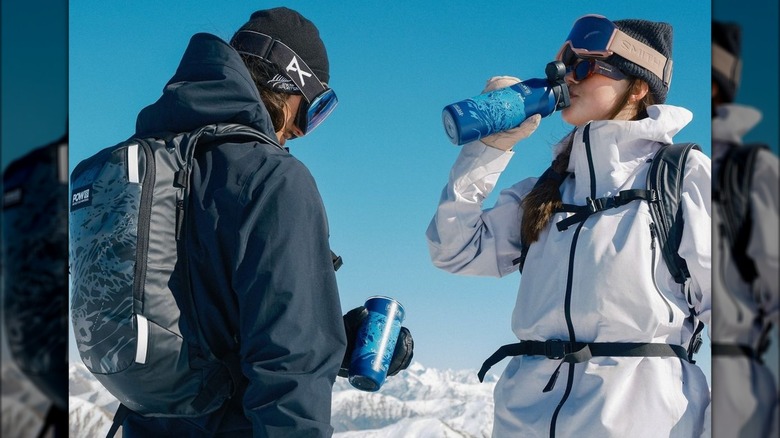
[
  {"left": 481, "top": 76, "right": 542, "bottom": 151},
  {"left": 338, "top": 306, "right": 414, "bottom": 378}
]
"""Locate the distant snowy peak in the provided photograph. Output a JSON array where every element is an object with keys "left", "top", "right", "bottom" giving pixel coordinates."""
[
  {"left": 332, "top": 362, "right": 495, "bottom": 437},
  {"left": 65, "top": 360, "right": 496, "bottom": 438},
  {"left": 69, "top": 396, "right": 116, "bottom": 438}
]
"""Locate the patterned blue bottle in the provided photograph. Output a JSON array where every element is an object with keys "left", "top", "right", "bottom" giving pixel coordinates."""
[
  {"left": 442, "top": 62, "right": 570, "bottom": 146},
  {"left": 443, "top": 78, "right": 563, "bottom": 145}
]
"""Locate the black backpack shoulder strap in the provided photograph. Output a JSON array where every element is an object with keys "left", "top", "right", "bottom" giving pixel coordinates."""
[
  {"left": 106, "top": 403, "right": 132, "bottom": 438},
  {"left": 174, "top": 124, "right": 279, "bottom": 411},
  {"left": 517, "top": 142, "right": 701, "bottom": 283},
  {"left": 646, "top": 142, "right": 701, "bottom": 285},
  {"left": 647, "top": 142, "right": 704, "bottom": 362},
  {"left": 715, "top": 143, "right": 769, "bottom": 283}
]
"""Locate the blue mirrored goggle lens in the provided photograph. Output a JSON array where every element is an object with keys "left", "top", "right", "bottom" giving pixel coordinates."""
[
  {"left": 306, "top": 89, "right": 338, "bottom": 133},
  {"left": 566, "top": 15, "right": 617, "bottom": 52},
  {"left": 295, "top": 88, "right": 338, "bottom": 136}
]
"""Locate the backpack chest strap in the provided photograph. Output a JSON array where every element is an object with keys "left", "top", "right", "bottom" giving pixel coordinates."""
[{"left": 555, "top": 188, "right": 657, "bottom": 231}]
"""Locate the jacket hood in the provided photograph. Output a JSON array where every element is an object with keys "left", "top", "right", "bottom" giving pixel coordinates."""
[
  {"left": 553, "top": 105, "right": 693, "bottom": 156},
  {"left": 135, "top": 33, "right": 276, "bottom": 137},
  {"left": 712, "top": 103, "right": 762, "bottom": 146},
  {"left": 561, "top": 104, "right": 695, "bottom": 201}
]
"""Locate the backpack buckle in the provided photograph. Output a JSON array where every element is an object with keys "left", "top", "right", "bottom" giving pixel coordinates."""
[
  {"left": 648, "top": 189, "right": 659, "bottom": 202},
  {"left": 545, "top": 339, "right": 568, "bottom": 360},
  {"left": 586, "top": 197, "right": 612, "bottom": 213},
  {"left": 586, "top": 197, "right": 598, "bottom": 213},
  {"left": 690, "top": 334, "right": 703, "bottom": 355}
]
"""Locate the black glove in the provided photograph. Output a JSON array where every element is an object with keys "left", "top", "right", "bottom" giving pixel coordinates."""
[{"left": 338, "top": 306, "right": 414, "bottom": 378}]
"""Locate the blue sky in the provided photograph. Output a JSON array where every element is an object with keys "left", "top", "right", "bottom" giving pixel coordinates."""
[{"left": 63, "top": 1, "right": 720, "bottom": 380}]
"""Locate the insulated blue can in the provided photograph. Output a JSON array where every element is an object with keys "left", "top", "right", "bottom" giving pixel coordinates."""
[
  {"left": 348, "top": 296, "right": 405, "bottom": 392},
  {"left": 442, "top": 77, "right": 565, "bottom": 145}
]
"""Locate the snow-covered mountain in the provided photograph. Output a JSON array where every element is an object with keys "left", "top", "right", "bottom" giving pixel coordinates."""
[
  {"left": 19, "top": 360, "right": 711, "bottom": 437},
  {"left": 332, "top": 362, "right": 496, "bottom": 437},
  {"left": 66, "top": 360, "right": 496, "bottom": 437},
  {"left": 68, "top": 362, "right": 120, "bottom": 437}
]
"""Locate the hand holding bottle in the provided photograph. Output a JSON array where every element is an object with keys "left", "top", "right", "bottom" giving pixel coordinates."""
[
  {"left": 481, "top": 76, "right": 542, "bottom": 151},
  {"left": 441, "top": 61, "right": 568, "bottom": 148}
]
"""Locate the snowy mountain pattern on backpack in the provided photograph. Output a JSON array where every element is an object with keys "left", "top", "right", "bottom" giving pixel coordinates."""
[{"left": 70, "top": 145, "right": 141, "bottom": 374}]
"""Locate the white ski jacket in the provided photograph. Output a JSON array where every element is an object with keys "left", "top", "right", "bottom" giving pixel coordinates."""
[
  {"left": 710, "top": 103, "right": 779, "bottom": 438},
  {"left": 427, "top": 105, "right": 711, "bottom": 437}
]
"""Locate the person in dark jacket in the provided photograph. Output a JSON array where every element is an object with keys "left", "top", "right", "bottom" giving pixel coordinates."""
[{"left": 121, "top": 7, "right": 411, "bottom": 437}]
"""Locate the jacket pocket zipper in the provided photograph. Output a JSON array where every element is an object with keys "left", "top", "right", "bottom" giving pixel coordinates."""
[{"left": 650, "top": 222, "right": 674, "bottom": 323}]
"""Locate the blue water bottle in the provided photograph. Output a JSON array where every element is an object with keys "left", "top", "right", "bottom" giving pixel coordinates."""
[
  {"left": 442, "top": 61, "right": 570, "bottom": 145},
  {"left": 348, "top": 296, "right": 405, "bottom": 392}
]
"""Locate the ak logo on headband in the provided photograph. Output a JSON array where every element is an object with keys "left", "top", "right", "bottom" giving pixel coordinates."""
[{"left": 286, "top": 56, "right": 312, "bottom": 87}]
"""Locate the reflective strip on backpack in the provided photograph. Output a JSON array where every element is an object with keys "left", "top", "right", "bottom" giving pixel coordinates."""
[
  {"left": 127, "top": 143, "right": 139, "bottom": 183},
  {"left": 57, "top": 142, "right": 68, "bottom": 184},
  {"left": 135, "top": 314, "right": 149, "bottom": 364}
]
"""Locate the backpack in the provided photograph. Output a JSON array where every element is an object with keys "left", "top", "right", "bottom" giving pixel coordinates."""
[
  {"left": 714, "top": 144, "right": 768, "bottom": 283},
  {"left": 69, "top": 123, "right": 280, "bottom": 431},
  {"left": 713, "top": 143, "right": 773, "bottom": 359},
  {"left": 2, "top": 135, "right": 69, "bottom": 437},
  {"left": 515, "top": 142, "right": 704, "bottom": 360}
]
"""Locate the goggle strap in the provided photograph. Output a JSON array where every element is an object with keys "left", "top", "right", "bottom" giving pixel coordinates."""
[
  {"left": 712, "top": 44, "right": 742, "bottom": 87},
  {"left": 611, "top": 30, "right": 673, "bottom": 86},
  {"left": 231, "top": 30, "right": 326, "bottom": 103}
]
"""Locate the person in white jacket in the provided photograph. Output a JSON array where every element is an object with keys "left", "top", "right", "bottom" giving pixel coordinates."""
[
  {"left": 709, "top": 20, "right": 780, "bottom": 438},
  {"left": 427, "top": 15, "right": 711, "bottom": 437}
]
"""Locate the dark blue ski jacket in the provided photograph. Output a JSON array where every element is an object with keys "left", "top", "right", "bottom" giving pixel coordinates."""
[{"left": 125, "top": 32, "right": 346, "bottom": 437}]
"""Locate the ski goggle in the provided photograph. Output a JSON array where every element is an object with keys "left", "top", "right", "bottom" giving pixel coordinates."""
[
  {"left": 293, "top": 87, "right": 338, "bottom": 138},
  {"left": 567, "top": 58, "right": 627, "bottom": 82},
  {"left": 231, "top": 30, "right": 339, "bottom": 136},
  {"left": 555, "top": 14, "right": 673, "bottom": 87}
]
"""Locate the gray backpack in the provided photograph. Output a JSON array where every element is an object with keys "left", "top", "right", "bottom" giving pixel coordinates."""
[{"left": 69, "top": 123, "right": 277, "bottom": 429}]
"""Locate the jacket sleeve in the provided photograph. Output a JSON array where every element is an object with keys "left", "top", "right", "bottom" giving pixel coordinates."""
[
  {"left": 426, "top": 141, "right": 534, "bottom": 278},
  {"left": 747, "top": 149, "right": 780, "bottom": 324},
  {"left": 232, "top": 157, "right": 346, "bottom": 437},
  {"left": 678, "top": 149, "right": 713, "bottom": 325}
]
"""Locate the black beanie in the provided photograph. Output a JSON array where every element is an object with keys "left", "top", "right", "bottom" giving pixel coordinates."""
[
  {"left": 605, "top": 19, "right": 674, "bottom": 104},
  {"left": 231, "top": 7, "right": 329, "bottom": 89},
  {"left": 712, "top": 21, "right": 741, "bottom": 103}
]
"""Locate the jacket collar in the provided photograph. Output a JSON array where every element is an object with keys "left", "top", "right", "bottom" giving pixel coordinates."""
[{"left": 563, "top": 105, "right": 693, "bottom": 201}]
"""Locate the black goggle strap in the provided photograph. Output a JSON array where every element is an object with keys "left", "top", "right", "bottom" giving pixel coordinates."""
[{"left": 231, "top": 30, "right": 327, "bottom": 104}]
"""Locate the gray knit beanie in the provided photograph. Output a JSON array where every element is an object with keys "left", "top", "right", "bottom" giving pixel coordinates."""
[{"left": 606, "top": 19, "right": 674, "bottom": 104}]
